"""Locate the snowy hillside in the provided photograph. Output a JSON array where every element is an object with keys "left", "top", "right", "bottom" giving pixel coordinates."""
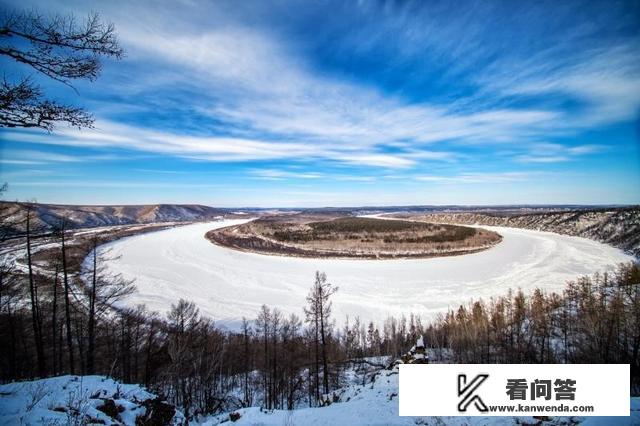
[
  {"left": 3, "top": 372, "right": 637, "bottom": 425},
  {"left": 404, "top": 207, "right": 640, "bottom": 257},
  {"left": 0, "top": 202, "right": 228, "bottom": 233}
]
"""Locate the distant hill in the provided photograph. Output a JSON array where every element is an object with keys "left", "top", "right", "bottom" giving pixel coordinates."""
[{"left": 0, "top": 202, "right": 230, "bottom": 234}]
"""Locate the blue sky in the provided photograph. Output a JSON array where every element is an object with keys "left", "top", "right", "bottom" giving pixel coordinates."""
[{"left": 0, "top": 0, "right": 639, "bottom": 207}]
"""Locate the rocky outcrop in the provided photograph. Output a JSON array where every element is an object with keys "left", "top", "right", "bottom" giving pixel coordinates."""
[{"left": 136, "top": 397, "right": 178, "bottom": 425}]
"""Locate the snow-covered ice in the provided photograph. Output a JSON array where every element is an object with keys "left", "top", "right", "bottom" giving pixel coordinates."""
[{"left": 100, "top": 219, "right": 634, "bottom": 328}]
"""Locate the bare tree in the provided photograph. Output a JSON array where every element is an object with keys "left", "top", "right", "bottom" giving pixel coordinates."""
[
  {"left": 304, "top": 271, "right": 338, "bottom": 398},
  {"left": 255, "top": 305, "right": 271, "bottom": 408},
  {"left": 54, "top": 218, "right": 75, "bottom": 373},
  {"left": 0, "top": 9, "right": 123, "bottom": 130},
  {"left": 50, "top": 262, "right": 59, "bottom": 375},
  {"left": 240, "top": 317, "right": 252, "bottom": 407},
  {"left": 85, "top": 233, "right": 135, "bottom": 374},
  {"left": 25, "top": 204, "right": 46, "bottom": 377},
  {"left": 270, "top": 308, "right": 282, "bottom": 409},
  {"left": 167, "top": 299, "right": 200, "bottom": 421}
]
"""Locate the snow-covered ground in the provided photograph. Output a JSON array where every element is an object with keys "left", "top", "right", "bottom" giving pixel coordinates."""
[
  {"left": 100, "top": 219, "right": 634, "bottom": 328},
  {"left": 3, "top": 373, "right": 637, "bottom": 425},
  {"left": 200, "top": 365, "right": 640, "bottom": 426},
  {"left": 0, "top": 375, "right": 184, "bottom": 425}
]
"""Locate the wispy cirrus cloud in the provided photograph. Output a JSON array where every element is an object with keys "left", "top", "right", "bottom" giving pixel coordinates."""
[
  {"left": 0, "top": 149, "right": 124, "bottom": 165},
  {"left": 5, "top": 123, "right": 422, "bottom": 169},
  {"left": 9, "top": 181, "right": 228, "bottom": 189},
  {"left": 96, "top": 3, "right": 636, "bottom": 172},
  {"left": 1, "top": 150, "right": 82, "bottom": 164},
  {"left": 249, "top": 169, "right": 378, "bottom": 182},
  {"left": 515, "top": 143, "right": 605, "bottom": 163},
  {"left": 415, "top": 172, "right": 533, "bottom": 184},
  {"left": 250, "top": 169, "right": 325, "bottom": 180},
  {"left": 7, "top": 1, "right": 630, "bottom": 169},
  {"left": 1, "top": 0, "right": 638, "bottom": 205},
  {"left": 119, "top": 23, "right": 567, "bottom": 148},
  {"left": 484, "top": 45, "right": 640, "bottom": 128}
]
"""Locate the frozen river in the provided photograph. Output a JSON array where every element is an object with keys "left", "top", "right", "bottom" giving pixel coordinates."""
[{"left": 101, "top": 219, "right": 634, "bottom": 328}]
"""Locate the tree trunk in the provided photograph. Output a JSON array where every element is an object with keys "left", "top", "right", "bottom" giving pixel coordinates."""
[
  {"left": 61, "top": 224, "right": 75, "bottom": 374},
  {"left": 314, "top": 311, "right": 320, "bottom": 403},
  {"left": 51, "top": 266, "right": 58, "bottom": 376},
  {"left": 263, "top": 329, "right": 269, "bottom": 409},
  {"left": 26, "top": 210, "right": 46, "bottom": 377},
  {"left": 144, "top": 319, "right": 155, "bottom": 387},
  {"left": 86, "top": 237, "right": 97, "bottom": 374},
  {"left": 320, "top": 306, "right": 329, "bottom": 395},
  {"left": 243, "top": 322, "right": 249, "bottom": 405}
]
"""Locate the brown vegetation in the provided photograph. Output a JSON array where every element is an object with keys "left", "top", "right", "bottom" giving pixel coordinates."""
[{"left": 207, "top": 216, "right": 502, "bottom": 259}]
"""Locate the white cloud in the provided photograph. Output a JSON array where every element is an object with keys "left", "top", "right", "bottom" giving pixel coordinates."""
[
  {"left": 109, "top": 4, "right": 639, "bottom": 154},
  {"left": 415, "top": 172, "right": 532, "bottom": 184},
  {"left": 4, "top": 0, "right": 636, "bottom": 177},
  {"left": 515, "top": 143, "right": 605, "bottom": 163},
  {"left": 2, "top": 150, "right": 81, "bottom": 163},
  {"left": 110, "top": 16, "right": 570, "bottom": 155},
  {"left": 248, "top": 169, "right": 378, "bottom": 182},
  {"left": 334, "top": 153, "right": 416, "bottom": 168},
  {"left": 9, "top": 121, "right": 420, "bottom": 169},
  {"left": 515, "top": 155, "right": 569, "bottom": 163},
  {"left": 250, "top": 169, "right": 325, "bottom": 180},
  {"left": 567, "top": 144, "right": 604, "bottom": 155},
  {"left": 10, "top": 181, "right": 227, "bottom": 189},
  {"left": 0, "top": 159, "right": 45, "bottom": 165},
  {"left": 482, "top": 45, "right": 640, "bottom": 128},
  {"left": 0, "top": 149, "right": 125, "bottom": 165}
]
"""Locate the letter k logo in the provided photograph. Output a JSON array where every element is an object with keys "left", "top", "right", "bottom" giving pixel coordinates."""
[{"left": 457, "top": 374, "right": 489, "bottom": 412}]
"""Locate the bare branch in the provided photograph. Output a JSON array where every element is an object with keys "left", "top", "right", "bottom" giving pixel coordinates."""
[
  {"left": 0, "top": 77, "right": 93, "bottom": 131},
  {"left": 0, "top": 10, "right": 123, "bottom": 84},
  {"left": 0, "top": 9, "right": 123, "bottom": 130}
]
